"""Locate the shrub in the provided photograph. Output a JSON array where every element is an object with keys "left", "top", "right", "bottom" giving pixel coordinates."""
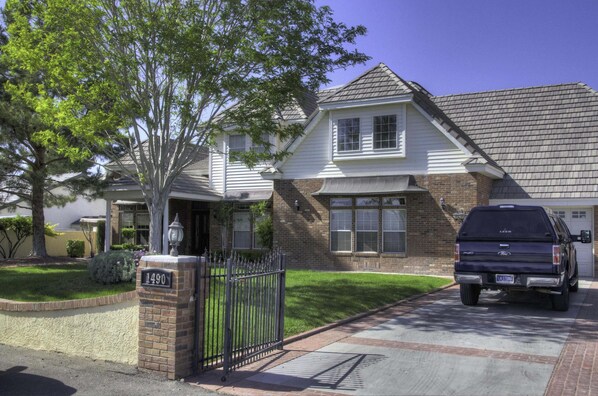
[
  {"left": 121, "top": 227, "right": 136, "bottom": 243},
  {"left": 66, "top": 240, "right": 85, "bottom": 258},
  {"left": 235, "top": 250, "right": 265, "bottom": 262},
  {"left": 88, "top": 250, "right": 136, "bottom": 284},
  {"left": 96, "top": 220, "right": 105, "bottom": 253},
  {"left": 110, "top": 244, "right": 147, "bottom": 251}
]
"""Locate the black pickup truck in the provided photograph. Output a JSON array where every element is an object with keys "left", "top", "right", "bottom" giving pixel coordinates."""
[{"left": 454, "top": 205, "right": 592, "bottom": 311}]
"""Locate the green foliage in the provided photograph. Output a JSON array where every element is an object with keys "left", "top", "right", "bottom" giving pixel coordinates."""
[
  {"left": 66, "top": 240, "right": 85, "bottom": 258},
  {"left": 0, "top": 264, "right": 135, "bottom": 302},
  {"left": 96, "top": 220, "right": 105, "bottom": 253},
  {"left": 235, "top": 250, "right": 265, "bottom": 263},
  {"left": 283, "top": 271, "right": 452, "bottom": 337},
  {"left": 121, "top": 227, "right": 136, "bottom": 242},
  {"left": 0, "top": 216, "right": 60, "bottom": 258},
  {"left": 2, "top": 0, "right": 369, "bottom": 253},
  {"left": 110, "top": 244, "right": 146, "bottom": 251},
  {"left": 250, "top": 201, "right": 273, "bottom": 249},
  {"left": 88, "top": 250, "right": 136, "bottom": 284}
]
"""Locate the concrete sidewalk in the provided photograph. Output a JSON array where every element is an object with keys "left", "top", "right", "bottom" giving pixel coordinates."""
[{"left": 190, "top": 280, "right": 598, "bottom": 396}]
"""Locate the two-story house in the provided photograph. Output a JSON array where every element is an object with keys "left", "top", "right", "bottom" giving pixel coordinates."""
[{"left": 105, "top": 63, "right": 598, "bottom": 277}]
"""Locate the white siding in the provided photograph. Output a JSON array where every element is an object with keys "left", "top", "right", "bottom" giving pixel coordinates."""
[
  {"left": 281, "top": 103, "right": 470, "bottom": 179},
  {"left": 210, "top": 134, "right": 273, "bottom": 193},
  {"left": 210, "top": 138, "right": 225, "bottom": 193}
]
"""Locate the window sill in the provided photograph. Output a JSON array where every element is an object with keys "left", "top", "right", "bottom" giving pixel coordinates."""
[{"left": 380, "top": 253, "right": 407, "bottom": 258}]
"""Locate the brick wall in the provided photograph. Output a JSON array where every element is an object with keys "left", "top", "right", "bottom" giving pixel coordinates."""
[{"left": 273, "top": 173, "right": 493, "bottom": 275}]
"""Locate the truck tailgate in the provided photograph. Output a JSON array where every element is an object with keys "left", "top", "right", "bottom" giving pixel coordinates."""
[{"left": 456, "top": 241, "right": 555, "bottom": 274}]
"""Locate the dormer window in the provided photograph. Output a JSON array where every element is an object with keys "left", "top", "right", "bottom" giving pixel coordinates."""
[
  {"left": 228, "top": 134, "right": 246, "bottom": 154},
  {"left": 374, "top": 115, "right": 397, "bottom": 149},
  {"left": 338, "top": 118, "right": 360, "bottom": 152}
]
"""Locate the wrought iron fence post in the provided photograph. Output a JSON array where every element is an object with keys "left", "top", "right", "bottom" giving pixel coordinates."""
[
  {"left": 222, "top": 257, "right": 233, "bottom": 379},
  {"left": 275, "top": 253, "right": 286, "bottom": 348}
]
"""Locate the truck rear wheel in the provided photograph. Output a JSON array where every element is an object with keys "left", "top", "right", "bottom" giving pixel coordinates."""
[
  {"left": 460, "top": 284, "right": 481, "bottom": 306},
  {"left": 551, "top": 276, "right": 570, "bottom": 312},
  {"left": 569, "top": 264, "right": 579, "bottom": 292}
]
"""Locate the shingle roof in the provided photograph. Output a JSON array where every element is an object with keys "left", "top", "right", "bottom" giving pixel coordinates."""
[
  {"left": 319, "top": 63, "right": 413, "bottom": 104},
  {"left": 433, "top": 83, "right": 598, "bottom": 199}
]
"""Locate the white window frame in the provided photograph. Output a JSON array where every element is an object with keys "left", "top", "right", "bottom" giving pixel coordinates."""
[
  {"left": 373, "top": 114, "right": 398, "bottom": 150},
  {"left": 337, "top": 118, "right": 361, "bottom": 152}
]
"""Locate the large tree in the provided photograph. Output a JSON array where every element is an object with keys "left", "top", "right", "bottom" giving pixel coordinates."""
[
  {"left": 0, "top": 25, "right": 103, "bottom": 257},
  {"left": 3, "top": 0, "right": 368, "bottom": 253}
]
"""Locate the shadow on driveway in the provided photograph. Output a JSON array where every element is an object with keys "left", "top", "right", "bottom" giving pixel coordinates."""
[{"left": 0, "top": 366, "right": 77, "bottom": 396}]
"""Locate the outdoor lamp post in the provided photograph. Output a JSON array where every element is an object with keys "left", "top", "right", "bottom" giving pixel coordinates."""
[{"left": 168, "top": 213, "right": 184, "bottom": 257}]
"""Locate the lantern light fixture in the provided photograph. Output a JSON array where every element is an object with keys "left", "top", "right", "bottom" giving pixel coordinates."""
[{"left": 168, "top": 213, "right": 184, "bottom": 257}]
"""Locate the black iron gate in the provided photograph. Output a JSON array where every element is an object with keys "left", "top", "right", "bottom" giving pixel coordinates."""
[{"left": 197, "top": 249, "right": 286, "bottom": 378}]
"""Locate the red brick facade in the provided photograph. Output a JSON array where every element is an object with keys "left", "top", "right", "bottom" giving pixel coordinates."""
[{"left": 272, "top": 173, "right": 493, "bottom": 275}]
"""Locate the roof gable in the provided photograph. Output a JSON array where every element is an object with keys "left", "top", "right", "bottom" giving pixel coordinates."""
[{"left": 318, "top": 63, "right": 413, "bottom": 105}]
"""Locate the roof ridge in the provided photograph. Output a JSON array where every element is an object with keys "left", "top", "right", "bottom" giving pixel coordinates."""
[{"left": 432, "top": 82, "right": 585, "bottom": 99}]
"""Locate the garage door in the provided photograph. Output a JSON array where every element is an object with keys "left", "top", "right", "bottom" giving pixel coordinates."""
[{"left": 552, "top": 208, "right": 594, "bottom": 277}]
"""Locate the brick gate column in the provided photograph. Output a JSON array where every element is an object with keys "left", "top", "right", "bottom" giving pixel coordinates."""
[{"left": 137, "top": 255, "right": 198, "bottom": 380}]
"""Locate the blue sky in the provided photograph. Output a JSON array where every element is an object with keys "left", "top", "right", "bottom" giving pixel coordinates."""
[{"left": 316, "top": 0, "right": 598, "bottom": 96}]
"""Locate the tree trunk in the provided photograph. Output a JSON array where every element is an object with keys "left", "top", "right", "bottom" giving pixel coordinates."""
[
  {"left": 147, "top": 190, "right": 170, "bottom": 254},
  {"left": 31, "top": 147, "right": 48, "bottom": 257}
]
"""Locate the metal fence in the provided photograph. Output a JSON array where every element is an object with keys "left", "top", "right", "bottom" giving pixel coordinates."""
[{"left": 197, "top": 249, "right": 286, "bottom": 379}]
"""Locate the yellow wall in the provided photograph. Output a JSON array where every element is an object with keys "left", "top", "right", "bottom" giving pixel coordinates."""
[
  {"left": 0, "top": 231, "right": 96, "bottom": 258},
  {"left": 0, "top": 299, "right": 138, "bottom": 365}
]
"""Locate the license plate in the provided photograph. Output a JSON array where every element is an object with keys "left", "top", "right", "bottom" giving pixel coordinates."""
[{"left": 496, "top": 274, "right": 514, "bottom": 284}]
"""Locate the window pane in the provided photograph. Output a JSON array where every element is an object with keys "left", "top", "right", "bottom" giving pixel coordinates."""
[
  {"left": 356, "top": 197, "right": 379, "bottom": 207},
  {"left": 251, "top": 133, "right": 270, "bottom": 154},
  {"left": 383, "top": 232, "right": 405, "bottom": 253},
  {"left": 383, "top": 209, "right": 406, "bottom": 231},
  {"left": 331, "top": 210, "right": 352, "bottom": 231},
  {"left": 356, "top": 209, "right": 378, "bottom": 252},
  {"left": 383, "top": 197, "right": 406, "bottom": 206},
  {"left": 374, "top": 115, "right": 397, "bottom": 149},
  {"left": 338, "top": 118, "right": 360, "bottom": 152},
  {"left": 121, "top": 212, "right": 134, "bottom": 228},
  {"left": 229, "top": 135, "right": 246, "bottom": 153},
  {"left": 331, "top": 210, "right": 352, "bottom": 252},
  {"left": 356, "top": 209, "right": 378, "bottom": 231},
  {"left": 331, "top": 231, "right": 351, "bottom": 252},
  {"left": 233, "top": 212, "right": 251, "bottom": 249},
  {"left": 356, "top": 232, "right": 377, "bottom": 252},
  {"left": 331, "top": 198, "right": 352, "bottom": 207},
  {"left": 136, "top": 213, "right": 150, "bottom": 228}
]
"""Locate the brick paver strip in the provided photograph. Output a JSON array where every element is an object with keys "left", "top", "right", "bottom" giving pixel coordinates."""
[
  {"left": 545, "top": 280, "right": 598, "bottom": 396},
  {"left": 341, "top": 336, "right": 558, "bottom": 365}
]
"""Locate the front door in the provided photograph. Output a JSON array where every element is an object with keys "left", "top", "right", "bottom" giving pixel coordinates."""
[{"left": 191, "top": 210, "right": 210, "bottom": 255}]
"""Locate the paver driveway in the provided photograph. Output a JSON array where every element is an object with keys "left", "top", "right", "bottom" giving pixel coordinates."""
[{"left": 195, "top": 280, "right": 597, "bottom": 396}]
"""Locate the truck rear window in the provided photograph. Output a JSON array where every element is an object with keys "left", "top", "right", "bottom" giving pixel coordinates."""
[{"left": 459, "top": 209, "right": 553, "bottom": 241}]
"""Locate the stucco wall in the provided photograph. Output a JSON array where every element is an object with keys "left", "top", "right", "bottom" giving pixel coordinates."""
[
  {"left": 0, "top": 231, "right": 93, "bottom": 258},
  {"left": 0, "top": 292, "right": 138, "bottom": 365}
]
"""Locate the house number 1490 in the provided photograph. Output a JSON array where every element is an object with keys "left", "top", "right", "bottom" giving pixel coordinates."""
[{"left": 141, "top": 268, "right": 172, "bottom": 288}]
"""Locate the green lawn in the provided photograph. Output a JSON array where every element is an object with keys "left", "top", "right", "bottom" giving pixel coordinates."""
[
  {"left": 284, "top": 270, "right": 451, "bottom": 336},
  {"left": 0, "top": 264, "right": 451, "bottom": 339},
  {"left": 0, "top": 264, "right": 135, "bottom": 302}
]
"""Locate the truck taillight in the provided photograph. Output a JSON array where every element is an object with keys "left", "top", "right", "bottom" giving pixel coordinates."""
[
  {"left": 455, "top": 243, "right": 460, "bottom": 264},
  {"left": 552, "top": 245, "right": 560, "bottom": 266}
]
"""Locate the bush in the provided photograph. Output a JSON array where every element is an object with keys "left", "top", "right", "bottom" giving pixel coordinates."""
[
  {"left": 88, "top": 250, "right": 136, "bottom": 284},
  {"left": 110, "top": 244, "right": 146, "bottom": 251},
  {"left": 121, "top": 227, "right": 136, "bottom": 243},
  {"left": 66, "top": 240, "right": 85, "bottom": 258},
  {"left": 235, "top": 250, "right": 265, "bottom": 262}
]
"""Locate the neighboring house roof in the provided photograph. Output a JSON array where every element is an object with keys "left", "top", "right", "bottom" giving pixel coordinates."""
[
  {"left": 0, "top": 172, "right": 82, "bottom": 209},
  {"left": 433, "top": 83, "right": 598, "bottom": 199},
  {"left": 107, "top": 168, "right": 221, "bottom": 201}
]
